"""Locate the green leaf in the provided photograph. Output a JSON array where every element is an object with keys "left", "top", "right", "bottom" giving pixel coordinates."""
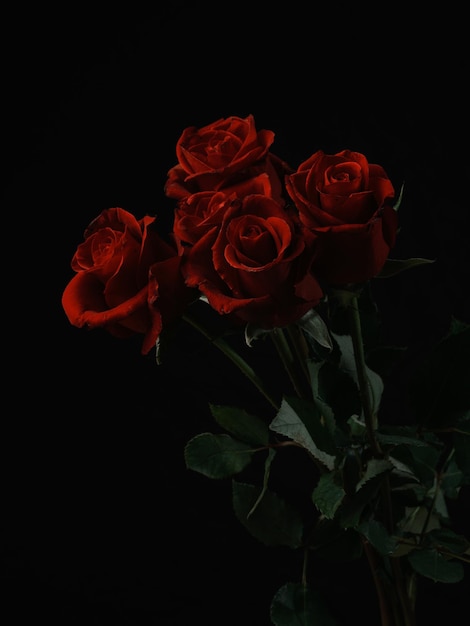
[
  {"left": 232, "top": 481, "right": 304, "bottom": 548},
  {"left": 270, "top": 396, "right": 336, "bottom": 470},
  {"left": 356, "top": 458, "right": 393, "bottom": 490},
  {"left": 297, "top": 308, "right": 333, "bottom": 354},
  {"left": 393, "top": 182, "right": 405, "bottom": 211},
  {"left": 332, "top": 333, "right": 384, "bottom": 417},
  {"left": 307, "top": 360, "right": 336, "bottom": 431},
  {"left": 390, "top": 482, "right": 426, "bottom": 508},
  {"left": 449, "top": 317, "right": 470, "bottom": 335},
  {"left": 358, "top": 519, "right": 397, "bottom": 555},
  {"left": 397, "top": 504, "right": 442, "bottom": 536},
  {"left": 376, "top": 257, "right": 435, "bottom": 278},
  {"left": 347, "top": 414, "right": 367, "bottom": 438},
  {"left": 312, "top": 472, "right": 346, "bottom": 519},
  {"left": 308, "top": 360, "right": 361, "bottom": 427},
  {"left": 244, "top": 322, "right": 271, "bottom": 346},
  {"left": 440, "top": 458, "right": 465, "bottom": 499},
  {"left": 389, "top": 444, "right": 440, "bottom": 487},
  {"left": 270, "top": 583, "right": 338, "bottom": 626},
  {"left": 209, "top": 403, "right": 270, "bottom": 445},
  {"left": 407, "top": 548, "right": 464, "bottom": 583},
  {"left": 376, "top": 430, "right": 429, "bottom": 447},
  {"left": 247, "top": 448, "right": 276, "bottom": 519},
  {"left": 337, "top": 460, "right": 392, "bottom": 528},
  {"left": 426, "top": 528, "right": 470, "bottom": 555},
  {"left": 377, "top": 432, "right": 430, "bottom": 447},
  {"left": 184, "top": 433, "right": 254, "bottom": 479},
  {"left": 433, "top": 488, "right": 450, "bottom": 521},
  {"left": 341, "top": 448, "right": 363, "bottom": 495}
]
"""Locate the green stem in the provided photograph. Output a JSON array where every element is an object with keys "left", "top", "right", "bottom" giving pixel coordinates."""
[
  {"left": 419, "top": 445, "right": 454, "bottom": 542},
  {"left": 182, "top": 313, "right": 280, "bottom": 411},
  {"left": 348, "top": 296, "right": 382, "bottom": 457},
  {"left": 286, "top": 324, "right": 312, "bottom": 390},
  {"left": 390, "top": 559, "right": 416, "bottom": 626},
  {"left": 301, "top": 548, "right": 309, "bottom": 587},
  {"left": 348, "top": 295, "right": 416, "bottom": 626},
  {"left": 271, "top": 327, "right": 307, "bottom": 399},
  {"left": 362, "top": 540, "right": 394, "bottom": 626}
]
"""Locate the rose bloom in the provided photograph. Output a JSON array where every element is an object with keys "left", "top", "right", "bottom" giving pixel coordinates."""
[
  {"left": 173, "top": 191, "right": 236, "bottom": 246},
  {"left": 62, "top": 207, "right": 195, "bottom": 354},
  {"left": 181, "top": 194, "right": 323, "bottom": 328},
  {"left": 285, "top": 149, "right": 398, "bottom": 285},
  {"left": 173, "top": 164, "right": 281, "bottom": 246},
  {"left": 164, "top": 114, "right": 291, "bottom": 205}
]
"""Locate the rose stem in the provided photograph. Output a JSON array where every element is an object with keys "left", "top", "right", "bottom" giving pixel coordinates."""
[
  {"left": 182, "top": 313, "right": 280, "bottom": 411},
  {"left": 270, "top": 327, "right": 309, "bottom": 399},
  {"left": 348, "top": 295, "right": 416, "bottom": 626},
  {"left": 347, "top": 296, "right": 382, "bottom": 457}
]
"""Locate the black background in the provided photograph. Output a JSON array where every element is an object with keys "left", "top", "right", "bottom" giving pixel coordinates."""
[{"left": 3, "top": 5, "right": 469, "bottom": 624}]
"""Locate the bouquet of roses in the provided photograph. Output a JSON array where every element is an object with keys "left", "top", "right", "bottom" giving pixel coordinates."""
[{"left": 62, "top": 115, "right": 469, "bottom": 625}]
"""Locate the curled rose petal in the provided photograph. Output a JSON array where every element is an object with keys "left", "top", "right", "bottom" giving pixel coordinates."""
[
  {"left": 62, "top": 273, "right": 150, "bottom": 331},
  {"left": 164, "top": 115, "right": 290, "bottom": 205},
  {"left": 62, "top": 207, "right": 194, "bottom": 354}
]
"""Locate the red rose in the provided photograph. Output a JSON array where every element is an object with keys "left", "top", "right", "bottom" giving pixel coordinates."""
[
  {"left": 173, "top": 191, "right": 236, "bottom": 246},
  {"left": 164, "top": 114, "right": 291, "bottom": 205},
  {"left": 173, "top": 166, "right": 281, "bottom": 246},
  {"left": 182, "top": 194, "right": 323, "bottom": 328},
  {"left": 62, "top": 207, "right": 195, "bottom": 354},
  {"left": 285, "top": 149, "right": 398, "bottom": 285}
]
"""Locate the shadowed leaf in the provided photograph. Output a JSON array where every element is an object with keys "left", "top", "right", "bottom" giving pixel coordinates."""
[
  {"left": 232, "top": 481, "right": 304, "bottom": 548},
  {"left": 377, "top": 257, "right": 435, "bottom": 278},
  {"left": 270, "top": 396, "right": 336, "bottom": 470},
  {"left": 407, "top": 548, "right": 464, "bottom": 583},
  {"left": 270, "top": 582, "right": 338, "bottom": 626},
  {"left": 184, "top": 433, "right": 254, "bottom": 478},
  {"left": 209, "top": 403, "right": 270, "bottom": 445}
]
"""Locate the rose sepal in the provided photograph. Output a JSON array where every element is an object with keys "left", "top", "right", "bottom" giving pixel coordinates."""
[{"left": 376, "top": 257, "right": 435, "bottom": 278}]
